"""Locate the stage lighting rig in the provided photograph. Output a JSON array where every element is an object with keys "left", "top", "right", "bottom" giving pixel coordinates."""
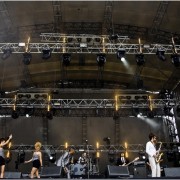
[
  {"left": 42, "top": 48, "right": 51, "bottom": 59},
  {"left": 117, "top": 49, "right": 126, "bottom": 61}
]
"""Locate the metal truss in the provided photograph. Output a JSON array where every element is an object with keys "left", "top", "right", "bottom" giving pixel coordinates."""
[
  {"left": 150, "top": 1, "right": 169, "bottom": 35},
  {"left": 102, "top": 1, "right": 113, "bottom": 35},
  {"left": 0, "top": 98, "right": 179, "bottom": 109},
  {"left": 0, "top": 2, "right": 12, "bottom": 32},
  {"left": 0, "top": 35, "right": 180, "bottom": 54},
  {"left": 52, "top": 1, "right": 63, "bottom": 33},
  {"left": 8, "top": 143, "right": 179, "bottom": 153},
  {"left": 9, "top": 144, "right": 145, "bottom": 153}
]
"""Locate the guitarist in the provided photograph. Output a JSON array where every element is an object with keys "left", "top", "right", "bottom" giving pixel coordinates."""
[
  {"left": 116, "top": 153, "right": 129, "bottom": 166},
  {"left": 146, "top": 133, "right": 161, "bottom": 177}
]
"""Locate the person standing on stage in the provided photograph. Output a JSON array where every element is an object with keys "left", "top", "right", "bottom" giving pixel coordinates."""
[
  {"left": 146, "top": 133, "right": 161, "bottom": 177},
  {"left": 25, "top": 142, "right": 43, "bottom": 179},
  {"left": 0, "top": 134, "right": 12, "bottom": 178},
  {"left": 58, "top": 147, "right": 75, "bottom": 179}
]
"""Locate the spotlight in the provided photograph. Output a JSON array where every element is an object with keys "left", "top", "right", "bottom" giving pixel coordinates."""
[
  {"left": 23, "top": 52, "right": 32, "bottom": 65},
  {"left": 46, "top": 111, "right": 53, "bottom": 120},
  {"left": 135, "top": 53, "right": 145, "bottom": 66},
  {"left": 171, "top": 53, "right": 180, "bottom": 67},
  {"left": 42, "top": 49, "right": 51, "bottom": 59},
  {"left": 49, "top": 152, "right": 56, "bottom": 163},
  {"left": 156, "top": 49, "right": 166, "bottom": 61},
  {"left": 103, "top": 137, "right": 111, "bottom": 146},
  {"left": 24, "top": 108, "right": 34, "bottom": 117},
  {"left": 1, "top": 48, "right": 11, "bottom": 60},
  {"left": 138, "top": 150, "right": 146, "bottom": 161},
  {"left": 133, "top": 107, "right": 140, "bottom": 117},
  {"left": 12, "top": 110, "right": 19, "bottom": 119},
  {"left": 110, "top": 34, "right": 118, "bottom": 40},
  {"left": 96, "top": 54, "right": 106, "bottom": 67},
  {"left": 62, "top": 53, "right": 71, "bottom": 66},
  {"left": 117, "top": 49, "right": 126, "bottom": 61}
]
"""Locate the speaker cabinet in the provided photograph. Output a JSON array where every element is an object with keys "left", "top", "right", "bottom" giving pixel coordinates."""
[
  {"left": 164, "top": 167, "right": 180, "bottom": 177},
  {"left": 41, "top": 166, "right": 62, "bottom": 178},
  {"left": 133, "top": 165, "right": 147, "bottom": 178},
  {"left": 5, "top": 172, "right": 22, "bottom": 179},
  {"left": 107, "top": 165, "right": 130, "bottom": 178}
]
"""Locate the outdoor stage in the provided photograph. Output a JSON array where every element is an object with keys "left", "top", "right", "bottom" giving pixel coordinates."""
[{"left": 4, "top": 166, "right": 180, "bottom": 179}]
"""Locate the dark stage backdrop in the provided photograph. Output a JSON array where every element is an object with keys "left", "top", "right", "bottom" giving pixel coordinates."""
[{"left": 0, "top": 116, "right": 170, "bottom": 174}]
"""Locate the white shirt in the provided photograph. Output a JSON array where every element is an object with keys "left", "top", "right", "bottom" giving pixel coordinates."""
[{"left": 146, "top": 141, "right": 156, "bottom": 157}]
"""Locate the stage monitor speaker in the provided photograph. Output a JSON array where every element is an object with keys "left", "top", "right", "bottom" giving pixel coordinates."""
[
  {"left": 40, "top": 166, "right": 62, "bottom": 178},
  {"left": 133, "top": 165, "right": 147, "bottom": 178},
  {"left": 164, "top": 167, "right": 180, "bottom": 177},
  {"left": 5, "top": 172, "right": 22, "bottom": 179},
  {"left": 107, "top": 165, "right": 130, "bottom": 178}
]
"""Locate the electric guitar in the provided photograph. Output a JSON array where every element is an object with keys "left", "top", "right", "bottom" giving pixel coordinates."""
[{"left": 121, "top": 157, "right": 139, "bottom": 166}]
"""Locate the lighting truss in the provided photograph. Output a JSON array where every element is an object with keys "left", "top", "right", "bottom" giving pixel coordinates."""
[
  {"left": 0, "top": 98, "right": 179, "bottom": 109},
  {"left": 8, "top": 143, "right": 177, "bottom": 153},
  {"left": 0, "top": 34, "right": 180, "bottom": 54},
  {"left": 8, "top": 144, "right": 146, "bottom": 153}
]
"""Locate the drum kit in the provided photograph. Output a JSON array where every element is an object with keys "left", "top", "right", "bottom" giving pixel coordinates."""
[{"left": 70, "top": 156, "right": 98, "bottom": 176}]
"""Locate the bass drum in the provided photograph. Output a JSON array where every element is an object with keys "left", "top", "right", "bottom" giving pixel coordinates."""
[{"left": 71, "top": 163, "right": 86, "bottom": 176}]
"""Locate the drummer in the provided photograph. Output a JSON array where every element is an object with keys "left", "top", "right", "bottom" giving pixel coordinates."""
[{"left": 78, "top": 151, "right": 88, "bottom": 165}]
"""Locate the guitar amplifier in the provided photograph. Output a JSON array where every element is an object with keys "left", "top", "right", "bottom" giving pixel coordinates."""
[{"left": 134, "top": 161, "right": 145, "bottom": 166}]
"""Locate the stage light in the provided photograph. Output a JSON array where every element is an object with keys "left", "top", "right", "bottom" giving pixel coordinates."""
[
  {"left": 42, "top": 49, "right": 51, "bottom": 59},
  {"left": 49, "top": 151, "right": 56, "bottom": 163},
  {"left": 12, "top": 110, "right": 19, "bottom": 119},
  {"left": 46, "top": 111, "right": 53, "bottom": 120},
  {"left": 110, "top": 34, "right": 118, "bottom": 40},
  {"left": 25, "top": 108, "right": 34, "bottom": 117},
  {"left": 117, "top": 49, "right": 126, "bottom": 61},
  {"left": 96, "top": 54, "right": 106, "bottom": 67},
  {"left": 156, "top": 49, "right": 166, "bottom": 61},
  {"left": 135, "top": 53, "right": 145, "bottom": 66},
  {"left": 23, "top": 52, "right": 32, "bottom": 65},
  {"left": 139, "top": 150, "right": 146, "bottom": 161},
  {"left": 18, "top": 42, "right": 25, "bottom": 47},
  {"left": 62, "top": 53, "right": 71, "bottom": 66},
  {"left": 1, "top": 48, "right": 11, "bottom": 60},
  {"left": 171, "top": 53, "right": 180, "bottom": 67}
]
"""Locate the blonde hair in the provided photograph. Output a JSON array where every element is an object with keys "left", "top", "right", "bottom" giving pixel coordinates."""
[{"left": 35, "top": 142, "right": 42, "bottom": 151}]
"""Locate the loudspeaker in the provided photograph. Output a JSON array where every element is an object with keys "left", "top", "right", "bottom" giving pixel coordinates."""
[
  {"left": 5, "top": 172, "right": 22, "bottom": 179},
  {"left": 164, "top": 167, "right": 180, "bottom": 177},
  {"left": 40, "top": 166, "right": 62, "bottom": 178},
  {"left": 133, "top": 166, "right": 147, "bottom": 178},
  {"left": 107, "top": 165, "right": 130, "bottom": 177}
]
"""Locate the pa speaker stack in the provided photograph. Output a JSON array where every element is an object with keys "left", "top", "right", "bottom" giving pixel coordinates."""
[
  {"left": 107, "top": 165, "right": 130, "bottom": 178},
  {"left": 5, "top": 172, "right": 22, "bottom": 179},
  {"left": 164, "top": 167, "right": 180, "bottom": 177},
  {"left": 40, "top": 166, "right": 62, "bottom": 178}
]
